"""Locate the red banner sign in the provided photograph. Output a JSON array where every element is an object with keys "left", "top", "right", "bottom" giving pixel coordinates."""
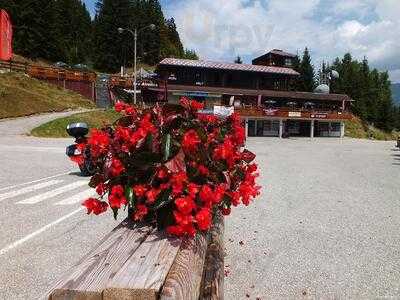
[{"left": 0, "top": 10, "right": 13, "bottom": 61}]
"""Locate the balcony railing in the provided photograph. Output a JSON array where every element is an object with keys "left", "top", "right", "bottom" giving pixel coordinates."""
[{"left": 234, "top": 105, "right": 352, "bottom": 120}]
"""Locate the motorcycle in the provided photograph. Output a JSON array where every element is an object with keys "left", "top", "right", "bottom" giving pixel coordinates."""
[{"left": 66, "top": 122, "right": 95, "bottom": 176}]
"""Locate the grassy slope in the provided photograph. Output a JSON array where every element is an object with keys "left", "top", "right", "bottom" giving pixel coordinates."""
[
  {"left": 0, "top": 72, "right": 95, "bottom": 119},
  {"left": 345, "top": 117, "right": 399, "bottom": 141},
  {"left": 31, "top": 110, "right": 121, "bottom": 138}
]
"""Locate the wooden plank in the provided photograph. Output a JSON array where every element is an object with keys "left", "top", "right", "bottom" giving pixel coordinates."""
[
  {"left": 103, "top": 231, "right": 182, "bottom": 300},
  {"left": 160, "top": 232, "right": 209, "bottom": 300},
  {"left": 200, "top": 210, "right": 225, "bottom": 300},
  {"left": 48, "top": 220, "right": 153, "bottom": 300}
]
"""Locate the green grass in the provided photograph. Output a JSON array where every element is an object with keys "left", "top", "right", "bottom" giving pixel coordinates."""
[
  {"left": 0, "top": 72, "right": 95, "bottom": 119},
  {"left": 345, "top": 118, "right": 400, "bottom": 141},
  {"left": 31, "top": 110, "right": 121, "bottom": 138}
]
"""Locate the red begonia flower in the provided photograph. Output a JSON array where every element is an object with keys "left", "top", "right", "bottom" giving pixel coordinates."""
[
  {"left": 110, "top": 158, "right": 125, "bottom": 177},
  {"left": 133, "top": 184, "right": 147, "bottom": 198},
  {"left": 182, "top": 129, "right": 201, "bottom": 153},
  {"left": 88, "top": 129, "right": 110, "bottom": 158},
  {"left": 195, "top": 208, "right": 211, "bottom": 231},
  {"left": 175, "top": 196, "right": 196, "bottom": 215},
  {"left": 114, "top": 101, "right": 126, "bottom": 112},
  {"left": 133, "top": 204, "right": 148, "bottom": 221},
  {"left": 82, "top": 198, "right": 108, "bottom": 215},
  {"left": 146, "top": 188, "right": 161, "bottom": 204}
]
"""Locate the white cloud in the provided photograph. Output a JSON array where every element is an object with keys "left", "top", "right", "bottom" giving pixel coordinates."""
[{"left": 164, "top": 0, "right": 400, "bottom": 82}]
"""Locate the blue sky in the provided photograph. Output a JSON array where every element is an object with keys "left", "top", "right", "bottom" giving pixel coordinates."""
[{"left": 83, "top": 0, "right": 400, "bottom": 82}]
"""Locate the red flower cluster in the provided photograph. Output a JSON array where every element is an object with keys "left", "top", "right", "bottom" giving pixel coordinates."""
[
  {"left": 76, "top": 98, "right": 260, "bottom": 237},
  {"left": 82, "top": 198, "right": 108, "bottom": 215}
]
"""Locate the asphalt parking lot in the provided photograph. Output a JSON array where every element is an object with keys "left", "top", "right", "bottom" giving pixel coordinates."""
[
  {"left": 1, "top": 112, "right": 399, "bottom": 300},
  {"left": 225, "top": 137, "right": 400, "bottom": 299}
]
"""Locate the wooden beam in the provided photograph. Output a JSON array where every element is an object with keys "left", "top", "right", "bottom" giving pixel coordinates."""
[
  {"left": 48, "top": 220, "right": 153, "bottom": 300},
  {"left": 200, "top": 210, "right": 225, "bottom": 300},
  {"left": 160, "top": 232, "right": 209, "bottom": 300},
  {"left": 103, "top": 231, "right": 182, "bottom": 300}
]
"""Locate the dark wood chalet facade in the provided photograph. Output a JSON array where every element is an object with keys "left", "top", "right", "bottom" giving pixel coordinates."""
[{"left": 142, "top": 50, "right": 353, "bottom": 138}]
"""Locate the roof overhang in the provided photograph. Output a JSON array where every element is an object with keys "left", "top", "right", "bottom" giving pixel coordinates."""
[{"left": 162, "top": 84, "right": 352, "bottom": 102}]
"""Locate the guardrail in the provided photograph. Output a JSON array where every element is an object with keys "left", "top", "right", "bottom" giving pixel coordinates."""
[
  {"left": 46, "top": 211, "right": 224, "bottom": 300},
  {"left": 0, "top": 59, "right": 28, "bottom": 73},
  {"left": 236, "top": 106, "right": 353, "bottom": 120},
  {"left": 0, "top": 59, "right": 97, "bottom": 101},
  {"left": 0, "top": 60, "right": 97, "bottom": 82}
]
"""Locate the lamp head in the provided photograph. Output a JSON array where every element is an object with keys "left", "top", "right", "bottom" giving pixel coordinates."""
[{"left": 117, "top": 28, "right": 125, "bottom": 34}]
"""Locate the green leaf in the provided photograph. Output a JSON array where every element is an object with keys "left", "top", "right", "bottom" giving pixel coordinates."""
[
  {"left": 125, "top": 186, "right": 135, "bottom": 208},
  {"left": 145, "top": 133, "right": 154, "bottom": 151},
  {"left": 129, "top": 152, "right": 162, "bottom": 167},
  {"left": 88, "top": 174, "right": 104, "bottom": 188},
  {"left": 112, "top": 207, "right": 119, "bottom": 220},
  {"left": 163, "top": 133, "right": 171, "bottom": 161},
  {"left": 151, "top": 188, "right": 173, "bottom": 211}
]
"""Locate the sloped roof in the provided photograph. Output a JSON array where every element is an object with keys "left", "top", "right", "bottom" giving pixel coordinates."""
[
  {"left": 268, "top": 49, "right": 297, "bottom": 58},
  {"left": 159, "top": 58, "right": 299, "bottom": 76}
]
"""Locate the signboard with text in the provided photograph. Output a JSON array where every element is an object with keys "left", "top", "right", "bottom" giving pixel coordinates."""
[
  {"left": 311, "top": 113, "right": 328, "bottom": 119},
  {"left": 214, "top": 105, "right": 234, "bottom": 117},
  {"left": 288, "top": 111, "right": 302, "bottom": 118},
  {"left": 263, "top": 108, "right": 278, "bottom": 116}
]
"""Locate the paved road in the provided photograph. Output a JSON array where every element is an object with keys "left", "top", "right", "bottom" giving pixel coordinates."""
[
  {"left": 0, "top": 114, "right": 116, "bottom": 299},
  {"left": 1, "top": 113, "right": 399, "bottom": 299},
  {"left": 0, "top": 110, "right": 91, "bottom": 136},
  {"left": 225, "top": 137, "right": 400, "bottom": 299}
]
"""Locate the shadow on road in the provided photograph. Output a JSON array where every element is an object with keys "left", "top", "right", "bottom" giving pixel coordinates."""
[{"left": 68, "top": 171, "right": 88, "bottom": 177}]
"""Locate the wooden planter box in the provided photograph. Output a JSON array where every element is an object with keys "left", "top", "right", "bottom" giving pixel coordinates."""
[{"left": 47, "top": 212, "right": 224, "bottom": 300}]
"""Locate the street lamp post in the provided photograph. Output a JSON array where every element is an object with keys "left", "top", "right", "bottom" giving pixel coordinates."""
[{"left": 118, "top": 24, "right": 156, "bottom": 105}]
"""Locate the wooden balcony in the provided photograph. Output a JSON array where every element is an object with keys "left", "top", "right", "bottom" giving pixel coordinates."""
[{"left": 235, "top": 106, "right": 353, "bottom": 120}]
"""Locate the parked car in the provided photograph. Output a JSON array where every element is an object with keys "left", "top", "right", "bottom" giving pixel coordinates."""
[{"left": 53, "top": 61, "right": 70, "bottom": 69}]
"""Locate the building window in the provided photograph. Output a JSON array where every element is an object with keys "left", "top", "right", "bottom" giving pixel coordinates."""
[
  {"left": 285, "top": 58, "right": 292, "bottom": 66},
  {"left": 331, "top": 122, "right": 341, "bottom": 132}
]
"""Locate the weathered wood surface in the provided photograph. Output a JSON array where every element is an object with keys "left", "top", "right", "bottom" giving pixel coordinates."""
[
  {"left": 103, "top": 231, "right": 182, "bottom": 300},
  {"left": 200, "top": 210, "right": 225, "bottom": 300},
  {"left": 48, "top": 220, "right": 153, "bottom": 300},
  {"left": 160, "top": 232, "right": 209, "bottom": 300},
  {"left": 48, "top": 213, "right": 225, "bottom": 300}
]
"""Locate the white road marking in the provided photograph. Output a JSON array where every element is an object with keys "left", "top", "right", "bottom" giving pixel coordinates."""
[
  {"left": 55, "top": 189, "right": 95, "bottom": 205},
  {"left": 0, "top": 145, "right": 65, "bottom": 153},
  {"left": 0, "top": 180, "right": 64, "bottom": 202},
  {"left": 17, "top": 181, "right": 88, "bottom": 204},
  {"left": 0, "top": 208, "right": 84, "bottom": 257},
  {"left": 0, "top": 172, "right": 70, "bottom": 192}
]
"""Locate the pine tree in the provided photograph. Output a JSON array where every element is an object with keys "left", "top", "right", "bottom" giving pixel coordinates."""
[
  {"left": 329, "top": 53, "right": 398, "bottom": 132},
  {"left": 8, "top": 0, "right": 59, "bottom": 60},
  {"left": 290, "top": 54, "right": 301, "bottom": 90},
  {"left": 93, "top": 0, "right": 131, "bottom": 72},
  {"left": 298, "top": 47, "right": 315, "bottom": 92},
  {"left": 159, "top": 18, "right": 184, "bottom": 59},
  {"left": 234, "top": 56, "right": 243, "bottom": 64},
  {"left": 52, "top": 0, "right": 92, "bottom": 64},
  {"left": 182, "top": 49, "right": 199, "bottom": 60}
]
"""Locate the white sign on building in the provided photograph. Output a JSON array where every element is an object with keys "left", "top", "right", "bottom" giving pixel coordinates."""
[{"left": 214, "top": 106, "right": 234, "bottom": 117}]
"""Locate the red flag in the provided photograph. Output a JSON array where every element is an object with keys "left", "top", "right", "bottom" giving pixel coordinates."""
[{"left": 0, "top": 9, "right": 13, "bottom": 61}]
